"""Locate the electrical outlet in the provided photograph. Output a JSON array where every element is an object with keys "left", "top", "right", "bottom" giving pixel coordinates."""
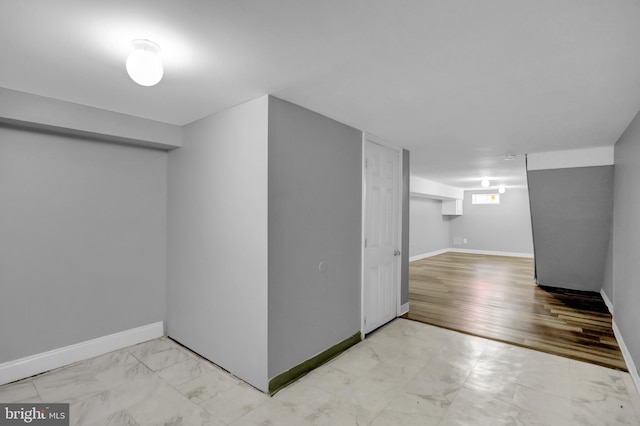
[{"left": 463, "top": 238, "right": 468, "bottom": 244}]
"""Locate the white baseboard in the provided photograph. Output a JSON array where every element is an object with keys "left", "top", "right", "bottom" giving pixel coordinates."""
[
  {"left": 447, "top": 248, "right": 534, "bottom": 258},
  {"left": 400, "top": 302, "right": 410, "bottom": 316},
  {"left": 600, "top": 289, "right": 639, "bottom": 393},
  {"left": 600, "top": 289, "right": 614, "bottom": 314},
  {"left": 612, "top": 320, "right": 640, "bottom": 394},
  {"left": 409, "top": 249, "right": 449, "bottom": 262},
  {"left": 0, "top": 322, "right": 164, "bottom": 386},
  {"left": 410, "top": 248, "right": 534, "bottom": 262}
]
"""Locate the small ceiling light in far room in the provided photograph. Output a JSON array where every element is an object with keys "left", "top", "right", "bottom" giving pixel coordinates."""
[
  {"left": 504, "top": 154, "right": 517, "bottom": 160},
  {"left": 498, "top": 185, "right": 506, "bottom": 194},
  {"left": 126, "top": 39, "right": 163, "bottom": 86},
  {"left": 481, "top": 178, "right": 490, "bottom": 188}
]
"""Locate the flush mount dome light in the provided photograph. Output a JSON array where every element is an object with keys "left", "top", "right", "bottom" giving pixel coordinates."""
[
  {"left": 126, "top": 39, "right": 163, "bottom": 86},
  {"left": 498, "top": 185, "right": 506, "bottom": 194},
  {"left": 481, "top": 178, "right": 490, "bottom": 188}
]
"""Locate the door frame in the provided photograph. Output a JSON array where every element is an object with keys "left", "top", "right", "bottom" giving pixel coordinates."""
[{"left": 361, "top": 132, "right": 404, "bottom": 337}]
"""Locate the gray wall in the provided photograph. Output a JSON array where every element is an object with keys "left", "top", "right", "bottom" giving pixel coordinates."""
[
  {"left": 450, "top": 188, "right": 534, "bottom": 255},
  {"left": 612, "top": 110, "right": 640, "bottom": 375},
  {"left": 267, "top": 97, "right": 362, "bottom": 379},
  {"left": 401, "top": 149, "right": 410, "bottom": 306},
  {"left": 0, "top": 126, "right": 167, "bottom": 363},
  {"left": 167, "top": 96, "right": 269, "bottom": 391},
  {"left": 602, "top": 221, "right": 614, "bottom": 303},
  {"left": 527, "top": 166, "right": 614, "bottom": 291},
  {"left": 409, "top": 197, "right": 451, "bottom": 257}
]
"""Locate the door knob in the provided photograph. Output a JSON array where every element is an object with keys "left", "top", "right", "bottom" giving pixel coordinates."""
[{"left": 394, "top": 250, "right": 401, "bottom": 256}]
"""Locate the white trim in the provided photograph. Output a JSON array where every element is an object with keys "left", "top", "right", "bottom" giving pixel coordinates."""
[
  {"left": 448, "top": 248, "right": 534, "bottom": 258},
  {"left": 400, "top": 302, "right": 410, "bottom": 316},
  {"left": 410, "top": 249, "right": 449, "bottom": 262},
  {"left": 600, "top": 289, "right": 614, "bottom": 315},
  {"left": 601, "top": 290, "right": 639, "bottom": 393},
  {"left": 0, "top": 322, "right": 163, "bottom": 385},
  {"left": 612, "top": 320, "right": 640, "bottom": 394},
  {"left": 396, "top": 143, "right": 403, "bottom": 318},
  {"left": 527, "top": 146, "right": 614, "bottom": 171}
]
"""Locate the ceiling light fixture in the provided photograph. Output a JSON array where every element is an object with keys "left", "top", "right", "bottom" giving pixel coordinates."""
[
  {"left": 126, "top": 39, "right": 163, "bottom": 86},
  {"left": 498, "top": 185, "right": 506, "bottom": 194},
  {"left": 481, "top": 178, "right": 490, "bottom": 188},
  {"left": 504, "top": 154, "right": 517, "bottom": 160}
]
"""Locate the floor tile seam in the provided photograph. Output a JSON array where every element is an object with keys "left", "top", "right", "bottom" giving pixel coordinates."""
[
  {"left": 83, "top": 360, "right": 200, "bottom": 421},
  {"left": 462, "top": 356, "right": 481, "bottom": 383},
  {"left": 628, "top": 396, "right": 640, "bottom": 422},
  {"left": 511, "top": 382, "right": 573, "bottom": 406},
  {"left": 365, "top": 395, "right": 403, "bottom": 426},
  {"left": 90, "top": 359, "right": 154, "bottom": 397},
  {"left": 131, "top": 350, "right": 185, "bottom": 373},
  {"left": 470, "top": 391, "right": 521, "bottom": 424},
  {"left": 125, "top": 383, "right": 219, "bottom": 426},
  {"left": 397, "top": 361, "right": 431, "bottom": 386},
  {"left": 291, "top": 379, "right": 349, "bottom": 407},
  {"left": 461, "top": 379, "right": 519, "bottom": 408},
  {"left": 178, "top": 374, "right": 240, "bottom": 407},
  {"left": 220, "top": 383, "right": 272, "bottom": 419},
  {"left": 29, "top": 380, "right": 43, "bottom": 403},
  {"left": 467, "top": 355, "right": 525, "bottom": 381},
  {"left": 428, "top": 387, "right": 462, "bottom": 425},
  {"left": 126, "top": 348, "right": 150, "bottom": 369},
  {"left": 568, "top": 358, "right": 625, "bottom": 375},
  {"left": 518, "top": 366, "right": 572, "bottom": 385},
  {"left": 569, "top": 380, "right": 634, "bottom": 405},
  {"left": 0, "top": 381, "right": 41, "bottom": 404},
  {"left": 120, "top": 408, "right": 139, "bottom": 426},
  {"left": 68, "top": 389, "right": 114, "bottom": 426},
  {"left": 358, "top": 387, "right": 404, "bottom": 426},
  {"left": 571, "top": 392, "right": 633, "bottom": 408},
  {"left": 31, "top": 375, "right": 60, "bottom": 403},
  {"left": 220, "top": 397, "right": 287, "bottom": 426},
  {"left": 148, "top": 366, "right": 219, "bottom": 416},
  {"left": 567, "top": 368, "right": 624, "bottom": 388}
]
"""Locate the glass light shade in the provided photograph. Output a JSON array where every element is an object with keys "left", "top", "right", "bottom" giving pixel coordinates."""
[
  {"left": 498, "top": 186, "right": 506, "bottom": 194},
  {"left": 481, "top": 179, "right": 490, "bottom": 188},
  {"left": 126, "top": 40, "right": 163, "bottom": 86}
]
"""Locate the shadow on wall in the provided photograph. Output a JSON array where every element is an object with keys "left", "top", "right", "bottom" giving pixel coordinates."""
[{"left": 527, "top": 166, "right": 614, "bottom": 292}]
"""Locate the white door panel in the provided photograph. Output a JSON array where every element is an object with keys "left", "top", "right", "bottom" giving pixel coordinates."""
[{"left": 363, "top": 140, "right": 400, "bottom": 334}]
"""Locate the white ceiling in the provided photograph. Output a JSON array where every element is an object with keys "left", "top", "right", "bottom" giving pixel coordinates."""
[{"left": 3, "top": 1, "right": 640, "bottom": 190}]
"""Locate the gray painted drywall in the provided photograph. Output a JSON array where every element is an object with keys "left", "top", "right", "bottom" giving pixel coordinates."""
[
  {"left": 602, "top": 221, "right": 614, "bottom": 303},
  {"left": 401, "top": 149, "right": 410, "bottom": 306},
  {"left": 0, "top": 87, "right": 181, "bottom": 149},
  {"left": 527, "top": 166, "right": 613, "bottom": 291},
  {"left": 0, "top": 126, "right": 167, "bottom": 363},
  {"left": 449, "top": 188, "right": 533, "bottom": 255},
  {"left": 409, "top": 197, "right": 451, "bottom": 257},
  {"left": 267, "top": 97, "right": 361, "bottom": 379},
  {"left": 612, "top": 110, "right": 640, "bottom": 375},
  {"left": 167, "top": 96, "right": 269, "bottom": 391}
]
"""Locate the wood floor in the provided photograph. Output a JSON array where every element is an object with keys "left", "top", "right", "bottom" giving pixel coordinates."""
[{"left": 407, "top": 252, "right": 627, "bottom": 371}]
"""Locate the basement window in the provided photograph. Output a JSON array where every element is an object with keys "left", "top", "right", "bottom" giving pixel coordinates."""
[{"left": 472, "top": 193, "right": 500, "bottom": 205}]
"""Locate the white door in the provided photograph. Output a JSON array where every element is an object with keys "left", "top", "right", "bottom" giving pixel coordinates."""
[{"left": 363, "top": 139, "right": 401, "bottom": 334}]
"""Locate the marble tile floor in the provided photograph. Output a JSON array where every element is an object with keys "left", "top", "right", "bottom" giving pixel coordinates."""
[{"left": 1, "top": 318, "right": 639, "bottom": 425}]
